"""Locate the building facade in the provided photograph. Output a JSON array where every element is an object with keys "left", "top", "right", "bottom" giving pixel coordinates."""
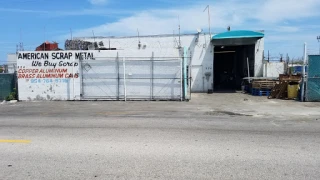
[{"left": 15, "top": 30, "right": 265, "bottom": 101}]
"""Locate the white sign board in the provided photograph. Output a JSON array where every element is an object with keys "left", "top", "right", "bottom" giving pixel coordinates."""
[{"left": 17, "top": 51, "right": 94, "bottom": 101}]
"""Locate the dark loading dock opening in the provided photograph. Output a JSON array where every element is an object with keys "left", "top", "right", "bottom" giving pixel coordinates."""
[{"left": 214, "top": 45, "right": 255, "bottom": 91}]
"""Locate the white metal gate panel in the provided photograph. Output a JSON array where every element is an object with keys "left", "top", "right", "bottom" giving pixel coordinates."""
[
  {"left": 81, "top": 57, "right": 183, "bottom": 101},
  {"left": 120, "top": 60, "right": 152, "bottom": 100},
  {"left": 81, "top": 59, "right": 119, "bottom": 100},
  {"left": 152, "top": 60, "right": 182, "bottom": 99}
]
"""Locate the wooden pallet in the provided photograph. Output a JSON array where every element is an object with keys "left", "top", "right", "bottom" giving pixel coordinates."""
[
  {"left": 252, "top": 80, "right": 278, "bottom": 89},
  {"left": 252, "top": 88, "right": 271, "bottom": 96}
]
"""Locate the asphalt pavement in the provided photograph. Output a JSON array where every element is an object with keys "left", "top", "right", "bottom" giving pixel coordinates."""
[{"left": 0, "top": 97, "right": 320, "bottom": 180}]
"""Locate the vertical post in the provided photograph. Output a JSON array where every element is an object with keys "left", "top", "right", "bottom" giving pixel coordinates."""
[
  {"left": 301, "top": 43, "right": 307, "bottom": 102},
  {"left": 123, "top": 57, "right": 127, "bottom": 101},
  {"left": 183, "top": 47, "right": 188, "bottom": 100},
  {"left": 151, "top": 52, "right": 154, "bottom": 100},
  {"left": 72, "top": 53, "right": 75, "bottom": 100},
  {"left": 117, "top": 52, "right": 120, "bottom": 100},
  {"left": 247, "top": 57, "right": 251, "bottom": 83},
  {"left": 189, "top": 50, "right": 193, "bottom": 100},
  {"left": 79, "top": 56, "right": 83, "bottom": 99},
  {"left": 180, "top": 58, "right": 183, "bottom": 101}
]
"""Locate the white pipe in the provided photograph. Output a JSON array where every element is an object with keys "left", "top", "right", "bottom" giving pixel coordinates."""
[
  {"left": 247, "top": 57, "right": 251, "bottom": 83},
  {"left": 301, "top": 43, "right": 307, "bottom": 102},
  {"left": 180, "top": 59, "right": 183, "bottom": 101},
  {"left": 72, "top": 55, "right": 75, "bottom": 100},
  {"left": 123, "top": 57, "right": 127, "bottom": 101}
]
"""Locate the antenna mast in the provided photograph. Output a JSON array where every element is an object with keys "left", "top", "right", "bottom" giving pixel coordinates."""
[
  {"left": 44, "top": 26, "right": 46, "bottom": 51},
  {"left": 70, "top": 28, "right": 73, "bottom": 40},
  {"left": 92, "top": 30, "right": 96, "bottom": 49},
  {"left": 18, "top": 28, "right": 24, "bottom": 52},
  {"left": 137, "top": 29, "right": 140, "bottom": 42},
  {"left": 203, "top": 5, "right": 211, "bottom": 37},
  {"left": 109, "top": 32, "right": 111, "bottom": 49},
  {"left": 178, "top": 16, "right": 181, "bottom": 48},
  {"left": 137, "top": 29, "right": 141, "bottom": 49}
]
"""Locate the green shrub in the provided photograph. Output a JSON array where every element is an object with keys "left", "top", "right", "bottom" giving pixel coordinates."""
[{"left": 6, "top": 88, "right": 17, "bottom": 101}]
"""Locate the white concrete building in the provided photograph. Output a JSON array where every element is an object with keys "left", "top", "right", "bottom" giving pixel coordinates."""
[
  {"left": 16, "top": 30, "right": 265, "bottom": 101},
  {"left": 74, "top": 30, "right": 265, "bottom": 92}
]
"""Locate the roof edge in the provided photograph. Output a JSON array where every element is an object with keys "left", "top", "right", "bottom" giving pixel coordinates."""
[{"left": 212, "top": 30, "right": 264, "bottom": 40}]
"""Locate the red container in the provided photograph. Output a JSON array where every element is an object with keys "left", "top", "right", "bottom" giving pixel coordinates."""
[{"left": 35, "top": 41, "right": 59, "bottom": 51}]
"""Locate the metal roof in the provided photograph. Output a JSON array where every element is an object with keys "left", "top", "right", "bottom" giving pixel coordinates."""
[{"left": 212, "top": 30, "right": 264, "bottom": 40}]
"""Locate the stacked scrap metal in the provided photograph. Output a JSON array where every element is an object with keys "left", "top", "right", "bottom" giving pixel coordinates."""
[{"left": 65, "top": 39, "right": 98, "bottom": 50}]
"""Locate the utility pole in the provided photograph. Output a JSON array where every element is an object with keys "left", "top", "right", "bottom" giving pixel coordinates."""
[{"left": 317, "top": 36, "right": 320, "bottom": 55}]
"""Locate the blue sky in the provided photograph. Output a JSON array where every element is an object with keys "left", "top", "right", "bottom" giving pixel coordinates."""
[{"left": 1, "top": 0, "right": 320, "bottom": 63}]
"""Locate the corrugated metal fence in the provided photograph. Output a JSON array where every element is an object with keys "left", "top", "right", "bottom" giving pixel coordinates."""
[
  {"left": 306, "top": 55, "right": 320, "bottom": 102},
  {"left": 0, "top": 73, "right": 16, "bottom": 100},
  {"left": 80, "top": 57, "right": 186, "bottom": 101}
]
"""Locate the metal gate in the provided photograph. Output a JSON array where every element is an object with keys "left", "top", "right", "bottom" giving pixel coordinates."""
[
  {"left": 306, "top": 55, "right": 320, "bottom": 102},
  {"left": 81, "top": 57, "right": 184, "bottom": 101},
  {"left": 0, "top": 73, "right": 16, "bottom": 100}
]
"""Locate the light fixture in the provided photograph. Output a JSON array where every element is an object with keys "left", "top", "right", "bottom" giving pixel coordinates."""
[{"left": 197, "top": 28, "right": 203, "bottom": 34}]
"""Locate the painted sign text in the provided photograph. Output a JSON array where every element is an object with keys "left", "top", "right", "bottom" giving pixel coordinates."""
[{"left": 18, "top": 52, "right": 94, "bottom": 60}]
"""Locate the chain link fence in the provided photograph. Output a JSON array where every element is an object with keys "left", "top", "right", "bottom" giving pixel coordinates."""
[{"left": 306, "top": 55, "right": 320, "bottom": 102}]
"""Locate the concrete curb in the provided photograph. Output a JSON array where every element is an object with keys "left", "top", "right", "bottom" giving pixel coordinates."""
[{"left": 10, "top": 100, "right": 18, "bottom": 104}]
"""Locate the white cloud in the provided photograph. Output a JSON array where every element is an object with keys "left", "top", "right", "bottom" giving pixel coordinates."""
[
  {"left": 60, "top": 0, "right": 320, "bottom": 56},
  {"left": 71, "top": 1, "right": 256, "bottom": 37},
  {"left": 88, "top": 0, "right": 108, "bottom": 5},
  {"left": 256, "top": 0, "right": 320, "bottom": 23},
  {"left": 274, "top": 26, "right": 300, "bottom": 33},
  {"left": 0, "top": 7, "right": 132, "bottom": 17},
  {"left": 0, "top": 8, "right": 48, "bottom": 13},
  {"left": 72, "top": 0, "right": 320, "bottom": 37}
]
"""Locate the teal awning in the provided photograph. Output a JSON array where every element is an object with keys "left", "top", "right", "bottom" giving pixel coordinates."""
[{"left": 212, "top": 30, "right": 264, "bottom": 40}]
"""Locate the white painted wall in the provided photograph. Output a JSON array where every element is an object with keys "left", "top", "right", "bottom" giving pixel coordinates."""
[
  {"left": 17, "top": 51, "right": 83, "bottom": 101},
  {"left": 254, "top": 38, "right": 265, "bottom": 77},
  {"left": 7, "top": 54, "right": 16, "bottom": 73},
  {"left": 263, "top": 61, "right": 285, "bottom": 77},
  {"left": 77, "top": 33, "right": 214, "bottom": 92}
]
